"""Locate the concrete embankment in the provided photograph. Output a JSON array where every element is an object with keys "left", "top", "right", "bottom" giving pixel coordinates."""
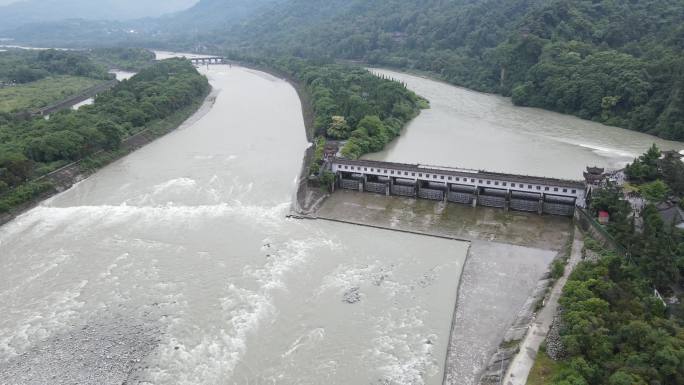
[
  {"left": 500, "top": 228, "right": 583, "bottom": 385},
  {"left": 0, "top": 88, "right": 215, "bottom": 227}
]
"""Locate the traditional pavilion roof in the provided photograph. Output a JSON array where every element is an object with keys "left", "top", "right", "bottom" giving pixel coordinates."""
[
  {"left": 586, "top": 166, "right": 605, "bottom": 175},
  {"left": 584, "top": 172, "right": 605, "bottom": 183}
]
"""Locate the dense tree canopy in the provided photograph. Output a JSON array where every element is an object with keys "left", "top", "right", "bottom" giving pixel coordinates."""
[
  {"left": 0, "top": 49, "right": 111, "bottom": 84},
  {"left": 553, "top": 249, "right": 684, "bottom": 385},
  {"left": 86, "top": 48, "right": 156, "bottom": 72},
  {"left": 242, "top": 56, "right": 426, "bottom": 160},
  {"left": 557, "top": 145, "right": 684, "bottom": 382}
]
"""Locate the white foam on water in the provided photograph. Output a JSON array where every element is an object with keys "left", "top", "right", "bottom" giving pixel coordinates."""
[
  {"left": 578, "top": 143, "right": 636, "bottom": 159},
  {"left": 368, "top": 307, "right": 439, "bottom": 385},
  {"left": 317, "top": 261, "right": 397, "bottom": 298},
  {"left": 0, "top": 201, "right": 290, "bottom": 242},
  {"left": 281, "top": 328, "right": 326, "bottom": 358},
  {"left": 0, "top": 280, "right": 88, "bottom": 362},
  {"left": 0, "top": 251, "right": 72, "bottom": 302},
  {"left": 97, "top": 253, "right": 130, "bottom": 280},
  {"left": 143, "top": 237, "right": 326, "bottom": 384},
  {"left": 151, "top": 178, "right": 198, "bottom": 195},
  {"left": 314, "top": 259, "right": 442, "bottom": 384},
  {"left": 193, "top": 155, "right": 216, "bottom": 160}
]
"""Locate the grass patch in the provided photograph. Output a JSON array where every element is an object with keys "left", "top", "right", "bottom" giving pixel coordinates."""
[
  {"left": 526, "top": 348, "right": 564, "bottom": 385},
  {"left": 0, "top": 75, "right": 101, "bottom": 112}
]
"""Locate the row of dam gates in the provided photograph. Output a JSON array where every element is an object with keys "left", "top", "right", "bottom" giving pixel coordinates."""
[{"left": 331, "top": 158, "right": 587, "bottom": 217}]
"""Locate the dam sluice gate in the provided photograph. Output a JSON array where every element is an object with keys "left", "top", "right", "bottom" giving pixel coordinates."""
[{"left": 331, "top": 158, "right": 585, "bottom": 217}]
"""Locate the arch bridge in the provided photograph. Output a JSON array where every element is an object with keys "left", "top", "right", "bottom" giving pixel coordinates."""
[{"left": 331, "top": 158, "right": 586, "bottom": 217}]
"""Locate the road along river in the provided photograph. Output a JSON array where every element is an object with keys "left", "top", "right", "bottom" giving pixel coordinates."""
[
  {"left": 0, "top": 64, "right": 469, "bottom": 385},
  {"left": 72, "top": 70, "right": 137, "bottom": 110}
]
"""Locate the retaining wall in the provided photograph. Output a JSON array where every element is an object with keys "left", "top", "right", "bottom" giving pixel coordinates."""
[{"left": 574, "top": 207, "right": 625, "bottom": 254}]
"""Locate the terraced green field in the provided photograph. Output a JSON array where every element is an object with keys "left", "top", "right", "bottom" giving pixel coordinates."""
[{"left": 0, "top": 75, "right": 101, "bottom": 113}]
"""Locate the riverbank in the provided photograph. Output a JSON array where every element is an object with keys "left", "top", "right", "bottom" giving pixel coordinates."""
[
  {"left": 501, "top": 228, "right": 583, "bottom": 385},
  {"left": 0, "top": 87, "right": 214, "bottom": 227}
]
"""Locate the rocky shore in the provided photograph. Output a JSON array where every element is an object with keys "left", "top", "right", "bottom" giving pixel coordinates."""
[{"left": 0, "top": 312, "right": 162, "bottom": 385}]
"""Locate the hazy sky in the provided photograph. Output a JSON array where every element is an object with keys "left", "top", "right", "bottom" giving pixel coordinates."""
[
  {"left": 0, "top": 0, "right": 199, "bottom": 9},
  {"left": 0, "top": 0, "right": 200, "bottom": 23}
]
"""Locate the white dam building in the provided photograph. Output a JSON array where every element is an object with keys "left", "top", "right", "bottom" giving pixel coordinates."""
[{"left": 331, "top": 158, "right": 587, "bottom": 216}]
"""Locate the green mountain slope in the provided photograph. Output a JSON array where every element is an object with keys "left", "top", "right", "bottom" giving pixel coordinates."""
[
  {"left": 214, "top": 0, "right": 684, "bottom": 139},
  {"left": 5, "top": 0, "right": 684, "bottom": 139}
]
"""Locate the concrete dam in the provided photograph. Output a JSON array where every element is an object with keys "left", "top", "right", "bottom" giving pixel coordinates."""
[{"left": 331, "top": 158, "right": 586, "bottom": 217}]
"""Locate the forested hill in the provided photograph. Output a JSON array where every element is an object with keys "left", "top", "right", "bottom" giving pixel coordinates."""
[
  {"left": 5, "top": 0, "right": 684, "bottom": 140},
  {"left": 212, "top": 0, "right": 684, "bottom": 140},
  {"left": 156, "top": 0, "right": 278, "bottom": 32}
]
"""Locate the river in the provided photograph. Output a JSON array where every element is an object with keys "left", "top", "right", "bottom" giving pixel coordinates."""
[
  {"left": 0, "top": 63, "right": 468, "bottom": 385},
  {"left": 367, "top": 69, "right": 683, "bottom": 179},
  {"left": 2, "top": 55, "right": 681, "bottom": 385}
]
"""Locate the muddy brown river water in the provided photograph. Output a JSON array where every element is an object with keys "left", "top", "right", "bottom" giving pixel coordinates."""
[
  {"left": 1, "top": 57, "right": 681, "bottom": 385},
  {"left": 0, "top": 64, "right": 468, "bottom": 385},
  {"left": 367, "top": 69, "right": 683, "bottom": 179}
]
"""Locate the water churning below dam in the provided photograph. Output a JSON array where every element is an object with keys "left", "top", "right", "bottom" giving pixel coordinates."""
[
  {"left": 1, "top": 59, "right": 681, "bottom": 385},
  {"left": 0, "top": 65, "right": 469, "bottom": 385}
]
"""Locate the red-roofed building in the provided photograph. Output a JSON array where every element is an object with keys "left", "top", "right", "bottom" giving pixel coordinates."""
[{"left": 598, "top": 210, "right": 610, "bottom": 225}]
